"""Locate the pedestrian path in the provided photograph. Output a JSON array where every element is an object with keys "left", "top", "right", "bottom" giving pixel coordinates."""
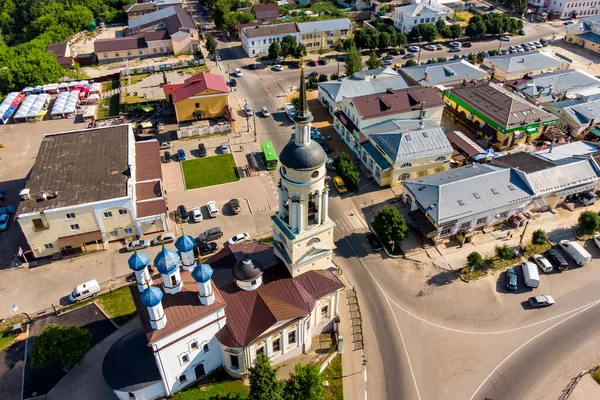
[{"left": 334, "top": 209, "right": 369, "bottom": 235}]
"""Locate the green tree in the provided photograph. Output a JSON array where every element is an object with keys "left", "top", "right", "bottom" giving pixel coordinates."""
[
  {"left": 419, "top": 24, "right": 438, "bottom": 43},
  {"left": 205, "top": 34, "right": 217, "bottom": 56},
  {"left": 409, "top": 25, "right": 422, "bottom": 42},
  {"left": 449, "top": 24, "right": 463, "bottom": 39},
  {"left": 366, "top": 52, "right": 381, "bottom": 70},
  {"left": 268, "top": 41, "right": 282, "bottom": 63},
  {"left": 334, "top": 42, "right": 344, "bottom": 52},
  {"left": 343, "top": 37, "right": 356, "bottom": 51},
  {"left": 435, "top": 18, "right": 446, "bottom": 33},
  {"left": 531, "top": 229, "right": 548, "bottom": 245},
  {"left": 31, "top": 324, "right": 91, "bottom": 368},
  {"left": 466, "top": 251, "right": 483, "bottom": 269},
  {"left": 344, "top": 47, "right": 362, "bottom": 77},
  {"left": 578, "top": 211, "right": 600, "bottom": 234},
  {"left": 330, "top": 73, "right": 339, "bottom": 80},
  {"left": 377, "top": 4, "right": 390, "bottom": 15},
  {"left": 394, "top": 31, "right": 407, "bottom": 47},
  {"left": 465, "top": 15, "right": 487, "bottom": 40},
  {"left": 403, "top": 59, "right": 418, "bottom": 67},
  {"left": 439, "top": 26, "right": 452, "bottom": 39},
  {"left": 211, "top": 0, "right": 232, "bottom": 31},
  {"left": 495, "top": 244, "right": 517, "bottom": 260},
  {"left": 354, "top": 27, "right": 378, "bottom": 50},
  {"left": 372, "top": 206, "right": 408, "bottom": 246},
  {"left": 291, "top": 96, "right": 300, "bottom": 110},
  {"left": 295, "top": 43, "right": 307, "bottom": 58},
  {"left": 280, "top": 34, "right": 298, "bottom": 59},
  {"left": 318, "top": 73, "right": 328, "bottom": 82},
  {"left": 285, "top": 363, "right": 324, "bottom": 400},
  {"left": 229, "top": 11, "right": 254, "bottom": 30},
  {"left": 249, "top": 353, "right": 285, "bottom": 400},
  {"left": 378, "top": 32, "right": 391, "bottom": 50}
]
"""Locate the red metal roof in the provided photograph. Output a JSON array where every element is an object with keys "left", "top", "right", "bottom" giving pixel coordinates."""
[
  {"left": 252, "top": 3, "right": 279, "bottom": 20},
  {"left": 352, "top": 86, "right": 443, "bottom": 120},
  {"left": 135, "top": 141, "right": 162, "bottom": 182},
  {"left": 169, "top": 72, "right": 229, "bottom": 103},
  {"left": 136, "top": 199, "right": 167, "bottom": 218}
]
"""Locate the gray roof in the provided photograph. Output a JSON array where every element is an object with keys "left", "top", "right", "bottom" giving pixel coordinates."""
[
  {"left": 242, "top": 23, "right": 299, "bottom": 38},
  {"left": 279, "top": 139, "right": 327, "bottom": 170},
  {"left": 298, "top": 18, "right": 352, "bottom": 33},
  {"left": 370, "top": 126, "right": 453, "bottom": 164},
  {"left": 361, "top": 119, "right": 439, "bottom": 137},
  {"left": 318, "top": 75, "right": 413, "bottom": 104},
  {"left": 234, "top": 255, "right": 263, "bottom": 281},
  {"left": 396, "top": 1, "right": 451, "bottom": 17},
  {"left": 486, "top": 51, "right": 567, "bottom": 74},
  {"left": 513, "top": 69, "right": 600, "bottom": 102},
  {"left": 546, "top": 93, "right": 600, "bottom": 127},
  {"left": 404, "top": 164, "right": 533, "bottom": 224},
  {"left": 400, "top": 59, "right": 486, "bottom": 85},
  {"left": 536, "top": 141, "right": 600, "bottom": 161},
  {"left": 128, "top": 6, "right": 178, "bottom": 28},
  {"left": 513, "top": 158, "right": 600, "bottom": 195},
  {"left": 353, "top": 67, "right": 398, "bottom": 80}
]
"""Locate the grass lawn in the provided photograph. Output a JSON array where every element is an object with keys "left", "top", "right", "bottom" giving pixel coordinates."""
[
  {"left": 0, "top": 329, "right": 17, "bottom": 351},
  {"left": 121, "top": 73, "right": 150, "bottom": 87},
  {"left": 95, "top": 286, "right": 137, "bottom": 326},
  {"left": 322, "top": 354, "right": 343, "bottom": 400},
  {"left": 182, "top": 154, "right": 240, "bottom": 190},
  {"left": 592, "top": 367, "right": 600, "bottom": 385},
  {"left": 171, "top": 369, "right": 248, "bottom": 400},
  {"left": 101, "top": 80, "right": 119, "bottom": 92},
  {"left": 97, "top": 94, "right": 120, "bottom": 119}
]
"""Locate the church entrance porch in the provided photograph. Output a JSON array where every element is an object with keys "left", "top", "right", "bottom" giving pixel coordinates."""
[{"left": 274, "top": 330, "right": 338, "bottom": 380}]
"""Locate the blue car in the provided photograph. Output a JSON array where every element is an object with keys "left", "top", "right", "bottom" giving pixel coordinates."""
[
  {"left": 177, "top": 149, "right": 187, "bottom": 161},
  {"left": 0, "top": 213, "right": 9, "bottom": 231},
  {"left": 506, "top": 268, "right": 518, "bottom": 291}
]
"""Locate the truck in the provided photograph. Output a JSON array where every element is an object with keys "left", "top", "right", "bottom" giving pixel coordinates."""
[
  {"left": 521, "top": 261, "right": 540, "bottom": 288},
  {"left": 558, "top": 240, "right": 591, "bottom": 266}
]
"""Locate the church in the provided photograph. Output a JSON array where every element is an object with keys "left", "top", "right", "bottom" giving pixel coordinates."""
[{"left": 102, "top": 68, "right": 344, "bottom": 400}]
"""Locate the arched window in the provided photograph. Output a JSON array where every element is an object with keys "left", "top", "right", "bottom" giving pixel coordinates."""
[
  {"left": 435, "top": 156, "right": 446, "bottom": 162},
  {"left": 398, "top": 173, "right": 411, "bottom": 181},
  {"left": 400, "top": 163, "right": 412, "bottom": 168}
]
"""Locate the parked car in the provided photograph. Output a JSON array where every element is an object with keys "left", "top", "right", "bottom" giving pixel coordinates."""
[
  {"left": 229, "top": 198, "right": 241, "bottom": 214},
  {"left": 462, "top": 41, "right": 472, "bottom": 47},
  {"left": 195, "top": 241, "right": 219, "bottom": 256},
  {"left": 540, "top": 38, "right": 549, "bottom": 46},
  {"left": 320, "top": 143, "right": 334, "bottom": 154},
  {"left": 163, "top": 151, "right": 171, "bottom": 163},
  {"left": 545, "top": 248, "right": 569, "bottom": 271},
  {"left": 178, "top": 205, "right": 189, "bottom": 222},
  {"left": 528, "top": 295, "right": 555, "bottom": 308},
  {"left": 448, "top": 47, "right": 460, "bottom": 53},
  {"left": 229, "top": 78, "right": 237, "bottom": 87},
  {"left": 333, "top": 176, "right": 347, "bottom": 193},
  {"left": 261, "top": 106, "right": 270, "bottom": 117},
  {"left": 126, "top": 240, "right": 150, "bottom": 252},
  {"left": 318, "top": 58, "right": 328, "bottom": 65},
  {"left": 220, "top": 143, "right": 230, "bottom": 154},
  {"left": 367, "top": 233, "right": 383, "bottom": 251},
  {"left": 159, "top": 141, "right": 172, "bottom": 150},
  {"left": 326, "top": 157, "right": 336, "bottom": 171},
  {"left": 383, "top": 54, "right": 394, "bottom": 60},
  {"left": 177, "top": 149, "right": 187, "bottom": 161},
  {"left": 234, "top": 68, "right": 242, "bottom": 77},
  {"left": 307, "top": 71, "right": 319, "bottom": 79},
  {"left": 424, "top": 44, "right": 436, "bottom": 51},
  {"left": 403, "top": 53, "right": 415, "bottom": 59},
  {"left": 449, "top": 41, "right": 461, "bottom": 48},
  {"left": 69, "top": 280, "right": 100, "bottom": 303},
  {"left": 559, "top": 240, "right": 591, "bottom": 266},
  {"left": 0, "top": 213, "right": 9, "bottom": 231},
  {"left": 397, "top": 49, "right": 407, "bottom": 55},
  {"left": 197, "top": 227, "right": 223, "bottom": 242},
  {"left": 337, "top": 54, "right": 346, "bottom": 61},
  {"left": 0, "top": 188, "right": 5, "bottom": 202},
  {"left": 435, "top": 44, "right": 443, "bottom": 50},
  {"left": 499, "top": 36, "right": 511, "bottom": 41},
  {"left": 564, "top": 21, "right": 575, "bottom": 25},
  {"left": 382, "top": 60, "right": 392, "bottom": 66},
  {"left": 248, "top": 63, "right": 257, "bottom": 70},
  {"left": 518, "top": 29, "right": 526, "bottom": 35},
  {"left": 207, "top": 201, "right": 219, "bottom": 218},
  {"left": 532, "top": 254, "right": 553, "bottom": 273},
  {"left": 228, "top": 232, "right": 250, "bottom": 245},
  {"left": 198, "top": 143, "right": 207, "bottom": 157},
  {"left": 151, "top": 232, "right": 176, "bottom": 246},
  {"left": 516, "top": 45, "right": 524, "bottom": 52},
  {"left": 533, "top": 41, "right": 542, "bottom": 48},
  {"left": 506, "top": 268, "right": 518, "bottom": 291},
  {"left": 522, "top": 261, "right": 540, "bottom": 288},
  {"left": 192, "top": 207, "right": 203, "bottom": 222},
  {"left": 408, "top": 46, "right": 420, "bottom": 52},
  {"left": 594, "top": 235, "right": 600, "bottom": 249},
  {"left": 272, "top": 64, "right": 283, "bottom": 71}
]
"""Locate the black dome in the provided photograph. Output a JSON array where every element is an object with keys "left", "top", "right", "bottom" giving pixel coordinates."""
[
  {"left": 233, "top": 255, "right": 263, "bottom": 281},
  {"left": 279, "top": 140, "right": 327, "bottom": 171}
]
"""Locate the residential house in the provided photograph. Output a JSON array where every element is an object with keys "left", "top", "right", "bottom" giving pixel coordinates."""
[
  {"left": 252, "top": 3, "right": 279, "bottom": 22},
  {"left": 241, "top": 23, "right": 300, "bottom": 57},
  {"left": 317, "top": 67, "right": 413, "bottom": 115},
  {"left": 543, "top": 93, "right": 600, "bottom": 139},
  {"left": 399, "top": 59, "right": 487, "bottom": 87},
  {"left": 16, "top": 125, "right": 168, "bottom": 260},
  {"left": 393, "top": 0, "right": 453, "bottom": 34},
  {"left": 442, "top": 82, "right": 558, "bottom": 149},
  {"left": 481, "top": 50, "right": 569, "bottom": 81},
  {"left": 505, "top": 69, "right": 600, "bottom": 104},
  {"left": 47, "top": 41, "right": 74, "bottom": 67},
  {"left": 564, "top": 15, "right": 600, "bottom": 54},
  {"left": 297, "top": 19, "right": 353, "bottom": 51},
  {"left": 124, "top": 3, "right": 157, "bottom": 20},
  {"left": 163, "top": 72, "right": 234, "bottom": 128}
]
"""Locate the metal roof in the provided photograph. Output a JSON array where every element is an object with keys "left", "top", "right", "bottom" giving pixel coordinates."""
[
  {"left": 400, "top": 59, "right": 486, "bottom": 85},
  {"left": 486, "top": 50, "right": 567, "bottom": 74},
  {"left": 370, "top": 126, "right": 453, "bottom": 164},
  {"left": 546, "top": 93, "right": 600, "bottom": 127},
  {"left": 352, "top": 86, "right": 444, "bottom": 120},
  {"left": 512, "top": 69, "right": 600, "bottom": 101},
  {"left": 128, "top": 6, "right": 178, "bottom": 28},
  {"left": 514, "top": 158, "right": 600, "bottom": 195},
  {"left": 362, "top": 142, "right": 392, "bottom": 170},
  {"left": 577, "top": 31, "right": 600, "bottom": 45},
  {"left": 536, "top": 141, "right": 600, "bottom": 161},
  {"left": 242, "top": 22, "right": 299, "bottom": 38},
  {"left": 298, "top": 18, "right": 352, "bottom": 33},
  {"left": 361, "top": 119, "right": 439, "bottom": 136},
  {"left": 396, "top": 0, "right": 451, "bottom": 17},
  {"left": 318, "top": 74, "right": 412, "bottom": 104}
]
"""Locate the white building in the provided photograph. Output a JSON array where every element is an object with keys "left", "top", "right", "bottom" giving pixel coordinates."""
[
  {"left": 393, "top": 0, "right": 453, "bottom": 34},
  {"left": 103, "top": 68, "right": 344, "bottom": 400},
  {"left": 529, "top": 0, "right": 600, "bottom": 20},
  {"left": 241, "top": 23, "right": 300, "bottom": 57}
]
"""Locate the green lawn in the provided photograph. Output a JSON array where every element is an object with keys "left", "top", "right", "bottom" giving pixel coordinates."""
[
  {"left": 95, "top": 286, "right": 137, "bottom": 326},
  {"left": 101, "top": 80, "right": 119, "bottom": 93},
  {"left": 182, "top": 154, "right": 240, "bottom": 190},
  {"left": 171, "top": 369, "right": 248, "bottom": 400},
  {"left": 0, "top": 329, "right": 17, "bottom": 351},
  {"left": 322, "top": 354, "right": 343, "bottom": 400},
  {"left": 592, "top": 367, "right": 600, "bottom": 385},
  {"left": 97, "top": 94, "right": 120, "bottom": 119}
]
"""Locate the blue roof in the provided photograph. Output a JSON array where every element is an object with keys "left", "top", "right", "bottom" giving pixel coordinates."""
[
  {"left": 128, "top": 252, "right": 150, "bottom": 271},
  {"left": 175, "top": 235, "right": 195, "bottom": 252},
  {"left": 362, "top": 141, "right": 392, "bottom": 171},
  {"left": 578, "top": 31, "right": 600, "bottom": 45},
  {"left": 191, "top": 264, "right": 213, "bottom": 283},
  {"left": 140, "top": 286, "right": 163, "bottom": 307},
  {"left": 154, "top": 247, "right": 180, "bottom": 274}
]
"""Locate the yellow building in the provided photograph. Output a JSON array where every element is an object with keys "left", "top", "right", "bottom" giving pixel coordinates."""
[
  {"left": 565, "top": 30, "right": 600, "bottom": 55},
  {"left": 164, "top": 72, "right": 234, "bottom": 128},
  {"left": 298, "top": 19, "right": 353, "bottom": 51},
  {"left": 16, "top": 125, "right": 168, "bottom": 260}
]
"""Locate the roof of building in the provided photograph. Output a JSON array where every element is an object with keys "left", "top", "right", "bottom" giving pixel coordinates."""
[
  {"left": 175, "top": 234, "right": 195, "bottom": 252},
  {"left": 403, "top": 163, "right": 533, "bottom": 224},
  {"left": 536, "top": 141, "right": 600, "bottom": 161},
  {"left": 565, "top": 21, "right": 593, "bottom": 32},
  {"left": 445, "top": 130, "right": 485, "bottom": 157},
  {"left": 370, "top": 126, "right": 453, "bottom": 164},
  {"left": 166, "top": 72, "right": 229, "bottom": 103},
  {"left": 126, "top": 6, "right": 196, "bottom": 36},
  {"left": 577, "top": 31, "right": 600, "bottom": 45},
  {"left": 154, "top": 247, "right": 180, "bottom": 274},
  {"left": 351, "top": 87, "right": 443, "bottom": 120},
  {"left": 252, "top": 3, "right": 279, "bottom": 19},
  {"left": 242, "top": 22, "right": 299, "bottom": 39},
  {"left": 507, "top": 69, "right": 600, "bottom": 102},
  {"left": 396, "top": 0, "right": 452, "bottom": 17},
  {"left": 234, "top": 254, "right": 263, "bottom": 281},
  {"left": 140, "top": 286, "right": 164, "bottom": 307},
  {"left": 47, "top": 41, "right": 68, "bottom": 58},
  {"left": 94, "top": 35, "right": 147, "bottom": 52},
  {"left": 134, "top": 140, "right": 166, "bottom": 218},
  {"left": 493, "top": 151, "right": 556, "bottom": 173},
  {"left": 279, "top": 139, "right": 327, "bottom": 170},
  {"left": 192, "top": 264, "right": 213, "bottom": 284},
  {"left": 485, "top": 50, "right": 567, "bottom": 74},
  {"left": 319, "top": 74, "right": 412, "bottom": 104},
  {"left": 360, "top": 118, "right": 439, "bottom": 137},
  {"left": 129, "top": 252, "right": 150, "bottom": 271},
  {"left": 352, "top": 67, "right": 399, "bottom": 80},
  {"left": 144, "top": 29, "right": 170, "bottom": 41},
  {"left": 124, "top": 3, "right": 156, "bottom": 13},
  {"left": 297, "top": 18, "right": 352, "bottom": 33},
  {"left": 400, "top": 59, "right": 487, "bottom": 85},
  {"left": 545, "top": 93, "right": 600, "bottom": 128},
  {"left": 448, "top": 83, "right": 557, "bottom": 130},
  {"left": 136, "top": 141, "right": 162, "bottom": 181},
  {"left": 362, "top": 141, "right": 392, "bottom": 170},
  {"left": 18, "top": 126, "right": 130, "bottom": 215}
]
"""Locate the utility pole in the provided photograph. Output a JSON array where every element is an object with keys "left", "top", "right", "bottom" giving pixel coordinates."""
[
  {"left": 518, "top": 219, "right": 529, "bottom": 253},
  {"left": 253, "top": 109, "right": 256, "bottom": 135}
]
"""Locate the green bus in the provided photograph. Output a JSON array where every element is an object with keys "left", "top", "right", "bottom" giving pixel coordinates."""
[{"left": 262, "top": 141, "right": 278, "bottom": 170}]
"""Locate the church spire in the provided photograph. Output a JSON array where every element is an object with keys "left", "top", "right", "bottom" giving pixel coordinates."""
[
  {"left": 294, "top": 60, "right": 313, "bottom": 145},
  {"left": 297, "top": 62, "right": 309, "bottom": 120}
]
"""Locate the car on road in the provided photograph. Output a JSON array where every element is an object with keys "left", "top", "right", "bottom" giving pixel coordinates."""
[
  {"left": 383, "top": 54, "right": 394, "bottom": 60},
  {"left": 308, "top": 59, "right": 318, "bottom": 66},
  {"left": 307, "top": 71, "right": 319, "bottom": 79},
  {"left": 261, "top": 106, "right": 270, "bottom": 117},
  {"left": 207, "top": 201, "right": 219, "bottom": 218},
  {"left": 0, "top": 213, "right": 9, "bottom": 231},
  {"left": 164, "top": 151, "right": 171, "bottom": 163},
  {"left": 382, "top": 60, "right": 392, "bottom": 66},
  {"left": 449, "top": 41, "right": 461, "bottom": 48},
  {"left": 506, "top": 268, "right": 518, "bottom": 291},
  {"left": 408, "top": 46, "right": 420, "bottom": 52},
  {"left": 198, "top": 143, "right": 207, "bottom": 157},
  {"left": 532, "top": 254, "right": 553, "bottom": 273},
  {"left": 545, "top": 248, "right": 569, "bottom": 271},
  {"left": 403, "top": 53, "right": 415, "bottom": 59},
  {"left": 126, "top": 240, "right": 150, "bottom": 252},
  {"left": 528, "top": 295, "right": 555, "bottom": 308},
  {"left": 272, "top": 64, "right": 283, "bottom": 71},
  {"left": 159, "top": 141, "right": 171, "bottom": 150},
  {"left": 424, "top": 44, "right": 436, "bottom": 51},
  {"left": 499, "top": 36, "right": 511, "bottom": 41},
  {"left": 518, "top": 29, "right": 526, "bottom": 35},
  {"left": 220, "top": 143, "right": 230, "bottom": 154},
  {"left": 462, "top": 41, "right": 472, "bottom": 47},
  {"left": 197, "top": 227, "right": 223, "bottom": 242},
  {"left": 396, "top": 48, "right": 407, "bottom": 55},
  {"left": 229, "top": 78, "right": 237, "bottom": 87},
  {"left": 229, "top": 198, "right": 241, "bottom": 214},
  {"left": 333, "top": 176, "right": 347, "bottom": 193},
  {"left": 177, "top": 149, "right": 187, "bottom": 161},
  {"left": 318, "top": 58, "right": 328, "bottom": 65},
  {"left": 244, "top": 104, "right": 253, "bottom": 117},
  {"left": 234, "top": 68, "right": 242, "bottom": 77},
  {"left": 191, "top": 207, "right": 203, "bottom": 222},
  {"left": 178, "top": 205, "right": 189, "bottom": 222},
  {"left": 326, "top": 157, "right": 336, "bottom": 171},
  {"left": 151, "top": 232, "right": 175, "bottom": 246},
  {"left": 248, "top": 63, "right": 257, "bottom": 70},
  {"left": 195, "top": 241, "right": 219, "bottom": 257},
  {"left": 367, "top": 233, "right": 383, "bottom": 251},
  {"left": 448, "top": 47, "right": 460, "bottom": 53},
  {"left": 228, "top": 232, "right": 250, "bottom": 245}
]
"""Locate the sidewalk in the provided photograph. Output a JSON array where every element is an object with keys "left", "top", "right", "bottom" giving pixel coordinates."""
[{"left": 567, "top": 374, "right": 600, "bottom": 400}]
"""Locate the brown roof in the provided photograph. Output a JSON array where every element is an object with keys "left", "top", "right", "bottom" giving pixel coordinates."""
[
  {"left": 137, "top": 199, "right": 167, "bottom": 218},
  {"left": 144, "top": 30, "right": 170, "bottom": 41},
  {"left": 445, "top": 130, "right": 485, "bottom": 157},
  {"left": 94, "top": 36, "right": 147, "bottom": 53},
  {"left": 136, "top": 181, "right": 162, "bottom": 201},
  {"left": 17, "top": 126, "right": 130, "bottom": 215},
  {"left": 351, "top": 86, "right": 443, "bottom": 120},
  {"left": 252, "top": 3, "right": 279, "bottom": 20},
  {"left": 135, "top": 141, "right": 162, "bottom": 182},
  {"left": 124, "top": 3, "right": 156, "bottom": 13},
  {"left": 165, "top": 7, "right": 197, "bottom": 35},
  {"left": 57, "top": 230, "right": 103, "bottom": 248},
  {"left": 242, "top": 23, "right": 299, "bottom": 39},
  {"left": 47, "top": 41, "right": 68, "bottom": 58}
]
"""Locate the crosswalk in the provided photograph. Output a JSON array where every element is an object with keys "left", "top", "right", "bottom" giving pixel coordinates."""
[{"left": 333, "top": 209, "right": 369, "bottom": 235}]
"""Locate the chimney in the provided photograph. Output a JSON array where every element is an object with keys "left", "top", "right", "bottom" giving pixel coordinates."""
[
  {"left": 140, "top": 286, "right": 167, "bottom": 330},
  {"left": 423, "top": 72, "right": 429, "bottom": 83},
  {"left": 550, "top": 138, "right": 555, "bottom": 153},
  {"left": 19, "top": 189, "right": 30, "bottom": 201},
  {"left": 420, "top": 101, "right": 426, "bottom": 120},
  {"left": 192, "top": 264, "right": 215, "bottom": 306},
  {"left": 128, "top": 251, "right": 153, "bottom": 292}
]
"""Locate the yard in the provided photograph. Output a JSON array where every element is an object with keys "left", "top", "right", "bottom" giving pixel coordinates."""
[
  {"left": 182, "top": 154, "right": 240, "bottom": 190},
  {"left": 95, "top": 286, "right": 137, "bottom": 326},
  {"left": 97, "top": 94, "right": 120, "bottom": 119},
  {"left": 322, "top": 354, "right": 343, "bottom": 400},
  {"left": 171, "top": 369, "right": 248, "bottom": 400},
  {"left": 0, "top": 328, "right": 17, "bottom": 351}
]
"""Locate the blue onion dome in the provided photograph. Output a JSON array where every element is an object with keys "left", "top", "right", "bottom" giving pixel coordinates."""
[
  {"left": 192, "top": 264, "right": 213, "bottom": 283},
  {"left": 175, "top": 234, "right": 195, "bottom": 253},
  {"left": 128, "top": 252, "right": 149, "bottom": 271},
  {"left": 154, "top": 247, "right": 180, "bottom": 274},
  {"left": 140, "top": 286, "right": 163, "bottom": 307}
]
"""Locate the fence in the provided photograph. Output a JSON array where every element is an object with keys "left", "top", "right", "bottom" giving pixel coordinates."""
[
  {"left": 347, "top": 287, "right": 364, "bottom": 351},
  {"left": 177, "top": 123, "right": 232, "bottom": 138},
  {"left": 121, "top": 59, "right": 206, "bottom": 77}
]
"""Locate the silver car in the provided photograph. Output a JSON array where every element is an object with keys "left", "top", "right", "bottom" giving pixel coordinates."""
[
  {"left": 151, "top": 232, "right": 175, "bottom": 246},
  {"left": 220, "top": 143, "right": 230, "bottom": 154},
  {"left": 261, "top": 106, "right": 270, "bottom": 117}
]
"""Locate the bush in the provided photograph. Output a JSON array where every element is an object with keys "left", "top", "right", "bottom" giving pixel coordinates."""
[
  {"left": 330, "top": 73, "right": 339, "bottom": 80},
  {"left": 495, "top": 244, "right": 517, "bottom": 260},
  {"left": 318, "top": 73, "right": 328, "bottom": 82},
  {"left": 31, "top": 324, "right": 91, "bottom": 368},
  {"left": 531, "top": 229, "right": 548, "bottom": 245},
  {"left": 578, "top": 211, "right": 600, "bottom": 235},
  {"left": 372, "top": 206, "right": 408, "bottom": 247},
  {"left": 466, "top": 251, "right": 483, "bottom": 269},
  {"left": 334, "top": 152, "right": 360, "bottom": 192}
]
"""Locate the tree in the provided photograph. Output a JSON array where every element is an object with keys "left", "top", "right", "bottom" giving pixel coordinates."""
[
  {"left": 295, "top": 43, "right": 307, "bottom": 58},
  {"left": 330, "top": 73, "right": 339, "bottom": 80},
  {"left": 31, "top": 324, "right": 91, "bottom": 368},
  {"left": 366, "top": 52, "right": 381, "bottom": 70},
  {"left": 466, "top": 252, "right": 483, "bottom": 269},
  {"left": 249, "top": 353, "right": 285, "bottom": 400},
  {"left": 318, "top": 73, "right": 328, "bottom": 82},
  {"left": 372, "top": 207, "right": 408, "bottom": 247},
  {"left": 280, "top": 35, "right": 298, "bottom": 59},
  {"left": 409, "top": 25, "right": 422, "bottom": 42},
  {"left": 205, "top": 34, "right": 217, "bottom": 56},
  {"left": 286, "top": 363, "right": 324, "bottom": 400},
  {"left": 378, "top": 32, "right": 391, "bottom": 50},
  {"left": 354, "top": 27, "right": 378, "bottom": 50},
  {"left": 465, "top": 15, "right": 487, "bottom": 40},
  {"left": 229, "top": 12, "right": 254, "bottom": 30},
  {"left": 495, "top": 244, "right": 517, "bottom": 260},
  {"left": 334, "top": 42, "right": 344, "bottom": 52},
  {"left": 290, "top": 96, "right": 300, "bottom": 110},
  {"left": 344, "top": 47, "right": 362, "bottom": 77},
  {"left": 449, "top": 24, "right": 463, "bottom": 39},
  {"left": 403, "top": 59, "right": 418, "bottom": 67},
  {"left": 439, "top": 26, "right": 451, "bottom": 39},
  {"left": 394, "top": 31, "right": 407, "bottom": 47},
  {"left": 435, "top": 18, "right": 447, "bottom": 33},
  {"left": 419, "top": 24, "right": 438, "bottom": 43},
  {"left": 268, "top": 41, "right": 281, "bottom": 63},
  {"left": 578, "top": 211, "right": 600, "bottom": 234},
  {"left": 342, "top": 37, "right": 356, "bottom": 51},
  {"left": 377, "top": 4, "right": 390, "bottom": 15},
  {"left": 531, "top": 229, "right": 548, "bottom": 245},
  {"left": 210, "top": 0, "right": 232, "bottom": 31}
]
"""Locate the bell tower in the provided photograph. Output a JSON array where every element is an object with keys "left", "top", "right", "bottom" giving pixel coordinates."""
[{"left": 272, "top": 64, "right": 336, "bottom": 278}]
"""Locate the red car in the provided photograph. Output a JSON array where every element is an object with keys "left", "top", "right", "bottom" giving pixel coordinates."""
[{"left": 307, "top": 59, "right": 318, "bottom": 66}]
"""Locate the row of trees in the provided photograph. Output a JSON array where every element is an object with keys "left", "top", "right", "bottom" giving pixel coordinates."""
[
  {"left": 353, "top": 27, "right": 407, "bottom": 52},
  {"left": 465, "top": 14, "right": 524, "bottom": 40},
  {"left": 409, "top": 21, "right": 463, "bottom": 43},
  {"left": 268, "top": 35, "right": 308, "bottom": 62},
  {"left": 334, "top": 153, "right": 361, "bottom": 192}
]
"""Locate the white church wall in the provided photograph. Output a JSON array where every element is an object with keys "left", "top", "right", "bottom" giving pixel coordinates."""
[{"left": 114, "top": 381, "right": 166, "bottom": 400}]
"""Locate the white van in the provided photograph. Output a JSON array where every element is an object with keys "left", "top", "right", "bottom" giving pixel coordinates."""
[
  {"left": 559, "top": 240, "right": 592, "bottom": 266},
  {"left": 69, "top": 279, "right": 100, "bottom": 303},
  {"left": 522, "top": 261, "right": 540, "bottom": 288}
]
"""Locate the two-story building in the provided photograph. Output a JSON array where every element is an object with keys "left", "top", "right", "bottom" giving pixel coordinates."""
[
  {"left": 241, "top": 23, "right": 300, "bottom": 57},
  {"left": 393, "top": 0, "right": 453, "bottom": 34},
  {"left": 481, "top": 50, "right": 569, "bottom": 81},
  {"left": 564, "top": 15, "right": 600, "bottom": 55},
  {"left": 16, "top": 125, "right": 168, "bottom": 260},
  {"left": 528, "top": 0, "right": 600, "bottom": 20},
  {"left": 399, "top": 59, "right": 487, "bottom": 87},
  {"left": 297, "top": 19, "right": 353, "bottom": 51},
  {"left": 543, "top": 93, "right": 600, "bottom": 139},
  {"left": 47, "top": 41, "right": 74, "bottom": 67}
]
